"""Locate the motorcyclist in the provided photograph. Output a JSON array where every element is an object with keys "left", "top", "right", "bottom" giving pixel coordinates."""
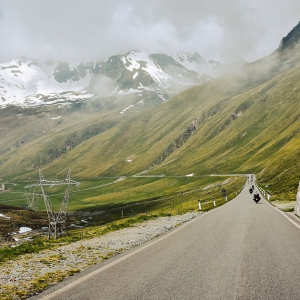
[{"left": 253, "top": 191, "right": 261, "bottom": 203}]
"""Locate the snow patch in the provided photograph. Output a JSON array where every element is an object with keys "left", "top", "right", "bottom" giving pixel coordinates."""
[
  {"left": 138, "top": 83, "right": 154, "bottom": 91},
  {"left": 120, "top": 105, "right": 134, "bottom": 114},
  {"left": 118, "top": 88, "right": 140, "bottom": 95},
  {"left": 0, "top": 213, "right": 10, "bottom": 219},
  {"left": 19, "top": 227, "right": 32, "bottom": 233},
  {"left": 127, "top": 51, "right": 171, "bottom": 86},
  {"left": 137, "top": 99, "right": 144, "bottom": 106},
  {"left": 156, "top": 93, "right": 167, "bottom": 102},
  {"left": 133, "top": 72, "right": 139, "bottom": 79}
]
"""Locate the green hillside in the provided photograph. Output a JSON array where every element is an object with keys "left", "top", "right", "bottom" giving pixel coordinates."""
[
  {"left": 78, "top": 65, "right": 299, "bottom": 199},
  {"left": 2, "top": 63, "right": 299, "bottom": 202},
  {"left": 1, "top": 22, "right": 300, "bottom": 204}
]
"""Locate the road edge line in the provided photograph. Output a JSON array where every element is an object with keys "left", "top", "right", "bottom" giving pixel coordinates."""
[
  {"left": 40, "top": 211, "right": 211, "bottom": 299},
  {"left": 264, "top": 199, "right": 300, "bottom": 230}
]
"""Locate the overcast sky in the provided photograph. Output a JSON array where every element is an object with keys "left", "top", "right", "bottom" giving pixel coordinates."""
[{"left": 0, "top": 0, "right": 299, "bottom": 64}]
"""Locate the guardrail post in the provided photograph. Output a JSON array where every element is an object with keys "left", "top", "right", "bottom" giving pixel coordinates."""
[
  {"left": 295, "top": 181, "right": 300, "bottom": 216},
  {"left": 198, "top": 199, "right": 201, "bottom": 211}
]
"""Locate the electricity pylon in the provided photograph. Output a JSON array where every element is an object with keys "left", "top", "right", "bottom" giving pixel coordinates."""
[
  {"left": 26, "top": 167, "right": 80, "bottom": 239},
  {"left": 25, "top": 189, "right": 40, "bottom": 211}
]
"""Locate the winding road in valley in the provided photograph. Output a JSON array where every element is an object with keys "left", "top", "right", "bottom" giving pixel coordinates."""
[{"left": 33, "top": 180, "right": 300, "bottom": 300}]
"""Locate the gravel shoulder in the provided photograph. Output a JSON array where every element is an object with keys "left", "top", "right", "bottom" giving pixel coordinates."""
[
  {"left": 271, "top": 200, "right": 295, "bottom": 211},
  {"left": 0, "top": 212, "right": 199, "bottom": 299}
]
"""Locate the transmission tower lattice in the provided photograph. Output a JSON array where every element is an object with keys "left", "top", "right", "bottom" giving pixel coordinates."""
[
  {"left": 25, "top": 168, "right": 80, "bottom": 239},
  {"left": 25, "top": 189, "right": 40, "bottom": 211}
]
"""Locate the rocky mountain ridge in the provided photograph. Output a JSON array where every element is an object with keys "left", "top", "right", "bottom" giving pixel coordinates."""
[
  {"left": 278, "top": 21, "right": 300, "bottom": 53},
  {"left": 0, "top": 50, "right": 235, "bottom": 110}
]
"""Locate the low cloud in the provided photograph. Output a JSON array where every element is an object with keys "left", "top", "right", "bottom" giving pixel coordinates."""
[
  {"left": 90, "top": 74, "right": 118, "bottom": 97},
  {"left": 0, "top": 0, "right": 299, "bottom": 63}
]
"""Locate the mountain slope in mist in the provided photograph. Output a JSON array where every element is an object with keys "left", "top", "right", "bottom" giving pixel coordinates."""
[{"left": 1, "top": 22, "right": 300, "bottom": 201}]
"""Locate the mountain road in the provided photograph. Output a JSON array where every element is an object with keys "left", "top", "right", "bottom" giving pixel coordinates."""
[{"left": 34, "top": 181, "right": 300, "bottom": 300}]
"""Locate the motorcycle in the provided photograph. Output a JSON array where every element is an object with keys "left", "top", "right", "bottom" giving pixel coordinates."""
[{"left": 253, "top": 192, "right": 261, "bottom": 203}]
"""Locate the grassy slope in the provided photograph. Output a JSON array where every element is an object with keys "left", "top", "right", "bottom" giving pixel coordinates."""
[
  {"left": 152, "top": 66, "right": 300, "bottom": 198},
  {"left": 43, "top": 65, "right": 300, "bottom": 170},
  {"left": 37, "top": 73, "right": 246, "bottom": 178},
  {"left": 45, "top": 63, "right": 300, "bottom": 199},
  {"left": 1, "top": 58, "right": 300, "bottom": 201},
  {"left": 0, "top": 96, "right": 136, "bottom": 179}
]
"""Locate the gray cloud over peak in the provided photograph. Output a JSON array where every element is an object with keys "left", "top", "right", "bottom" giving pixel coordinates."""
[{"left": 0, "top": 0, "right": 299, "bottom": 64}]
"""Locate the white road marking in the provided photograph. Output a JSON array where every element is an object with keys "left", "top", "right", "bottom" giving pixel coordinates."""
[{"left": 40, "top": 212, "right": 209, "bottom": 299}]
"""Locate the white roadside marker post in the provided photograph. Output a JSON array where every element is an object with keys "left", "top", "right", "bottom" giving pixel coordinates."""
[
  {"left": 213, "top": 198, "right": 216, "bottom": 207},
  {"left": 198, "top": 199, "right": 201, "bottom": 211}
]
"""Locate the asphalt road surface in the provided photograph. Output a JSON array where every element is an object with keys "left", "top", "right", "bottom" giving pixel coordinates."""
[{"left": 35, "top": 180, "right": 300, "bottom": 300}]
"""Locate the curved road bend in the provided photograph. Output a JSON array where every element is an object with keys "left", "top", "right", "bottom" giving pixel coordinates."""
[{"left": 34, "top": 181, "right": 300, "bottom": 300}]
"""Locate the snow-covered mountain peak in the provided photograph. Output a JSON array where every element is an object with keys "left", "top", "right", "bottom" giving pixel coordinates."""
[
  {"left": 0, "top": 50, "right": 220, "bottom": 109},
  {"left": 0, "top": 59, "right": 95, "bottom": 107}
]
